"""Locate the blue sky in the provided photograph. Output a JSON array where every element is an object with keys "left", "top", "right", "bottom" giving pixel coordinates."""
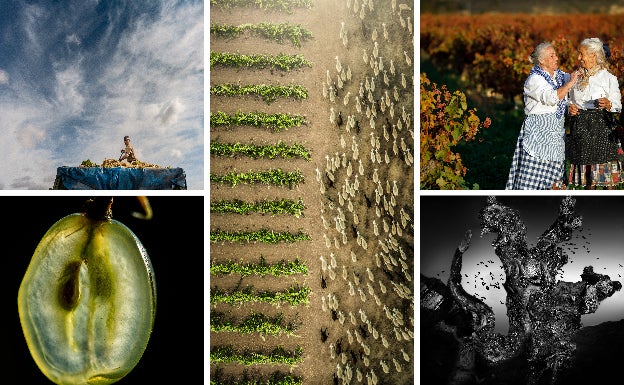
[{"left": 0, "top": 0, "right": 203, "bottom": 189}]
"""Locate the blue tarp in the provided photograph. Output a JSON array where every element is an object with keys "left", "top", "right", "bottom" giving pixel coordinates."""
[{"left": 53, "top": 167, "right": 187, "bottom": 190}]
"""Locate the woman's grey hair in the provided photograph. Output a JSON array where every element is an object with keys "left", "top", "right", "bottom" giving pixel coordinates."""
[
  {"left": 580, "top": 37, "right": 607, "bottom": 67},
  {"left": 529, "top": 42, "right": 553, "bottom": 65}
]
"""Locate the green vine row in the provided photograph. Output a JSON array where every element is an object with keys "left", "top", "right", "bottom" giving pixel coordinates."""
[
  {"left": 210, "top": 142, "right": 311, "bottom": 161},
  {"left": 211, "top": 311, "right": 300, "bottom": 337},
  {"left": 210, "top": 111, "right": 307, "bottom": 131},
  {"left": 210, "top": 83, "right": 308, "bottom": 103},
  {"left": 210, "top": 198, "right": 305, "bottom": 217},
  {"left": 211, "top": 256, "right": 308, "bottom": 276},
  {"left": 211, "top": 346, "right": 303, "bottom": 366},
  {"left": 210, "top": 23, "right": 312, "bottom": 47},
  {"left": 210, "top": 169, "right": 305, "bottom": 188},
  {"left": 210, "top": 285, "right": 311, "bottom": 306},
  {"left": 210, "top": 229, "right": 311, "bottom": 243},
  {"left": 210, "top": 52, "right": 312, "bottom": 71},
  {"left": 210, "top": 0, "right": 312, "bottom": 12},
  {"left": 210, "top": 369, "right": 303, "bottom": 385}
]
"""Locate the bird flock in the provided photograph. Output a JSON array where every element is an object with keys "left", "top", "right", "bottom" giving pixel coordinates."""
[{"left": 317, "top": 1, "right": 414, "bottom": 384}]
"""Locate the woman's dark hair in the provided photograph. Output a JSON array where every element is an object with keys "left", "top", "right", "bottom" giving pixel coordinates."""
[{"left": 603, "top": 43, "right": 611, "bottom": 59}]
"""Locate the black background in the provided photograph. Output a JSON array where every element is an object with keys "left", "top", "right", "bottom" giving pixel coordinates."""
[{"left": 1, "top": 196, "right": 204, "bottom": 384}]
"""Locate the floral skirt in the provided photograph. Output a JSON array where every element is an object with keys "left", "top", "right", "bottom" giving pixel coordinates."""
[{"left": 568, "top": 161, "right": 623, "bottom": 187}]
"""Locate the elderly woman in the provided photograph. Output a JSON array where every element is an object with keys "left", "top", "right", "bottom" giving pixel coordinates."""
[
  {"left": 567, "top": 38, "right": 622, "bottom": 188},
  {"left": 506, "top": 42, "right": 580, "bottom": 190}
]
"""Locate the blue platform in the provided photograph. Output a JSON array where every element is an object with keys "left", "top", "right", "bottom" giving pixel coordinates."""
[{"left": 53, "top": 167, "right": 187, "bottom": 190}]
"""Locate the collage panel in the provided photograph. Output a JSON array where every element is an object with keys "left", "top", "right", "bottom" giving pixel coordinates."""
[
  {"left": 209, "top": 0, "right": 415, "bottom": 384},
  {"left": 420, "top": 195, "right": 624, "bottom": 384},
  {"left": 3, "top": 196, "right": 204, "bottom": 384},
  {"left": 421, "top": 5, "right": 624, "bottom": 191},
  {"left": 0, "top": 1, "right": 203, "bottom": 191}
]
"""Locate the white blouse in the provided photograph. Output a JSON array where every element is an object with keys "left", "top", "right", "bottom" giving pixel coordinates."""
[
  {"left": 568, "top": 68, "right": 622, "bottom": 112},
  {"left": 523, "top": 71, "right": 570, "bottom": 115}
]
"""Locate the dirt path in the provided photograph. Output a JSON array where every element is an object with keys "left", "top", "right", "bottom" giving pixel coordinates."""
[{"left": 209, "top": 1, "right": 414, "bottom": 384}]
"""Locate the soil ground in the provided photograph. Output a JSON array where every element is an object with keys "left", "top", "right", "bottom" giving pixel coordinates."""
[{"left": 209, "top": 1, "right": 415, "bottom": 384}]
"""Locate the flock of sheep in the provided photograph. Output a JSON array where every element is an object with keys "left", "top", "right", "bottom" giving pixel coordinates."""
[{"left": 315, "top": 1, "right": 414, "bottom": 384}]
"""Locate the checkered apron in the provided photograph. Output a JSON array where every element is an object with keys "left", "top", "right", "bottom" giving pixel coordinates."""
[{"left": 506, "top": 113, "right": 565, "bottom": 190}]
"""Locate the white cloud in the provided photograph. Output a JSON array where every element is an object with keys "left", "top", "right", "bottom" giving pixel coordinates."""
[
  {"left": 65, "top": 33, "right": 81, "bottom": 45},
  {"left": 156, "top": 98, "right": 185, "bottom": 126},
  {"left": 15, "top": 124, "right": 46, "bottom": 148},
  {"left": 54, "top": 64, "right": 85, "bottom": 115},
  {"left": 170, "top": 148, "right": 183, "bottom": 159},
  {"left": 0, "top": 69, "right": 8, "bottom": 85}
]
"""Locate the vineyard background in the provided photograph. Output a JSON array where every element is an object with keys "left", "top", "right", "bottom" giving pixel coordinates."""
[
  {"left": 210, "top": 1, "right": 414, "bottom": 384},
  {"left": 420, "top": 6, "right": 624, "bottom": 189}
]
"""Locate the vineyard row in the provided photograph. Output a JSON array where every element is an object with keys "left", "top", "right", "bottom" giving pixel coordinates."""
[
  {"left": 210, "top": 52, "right": 312, "bottom": 71},
  {"left": 211, "top": 257, "right": 307, "bottom": 277},
  {"left": 210, "top": 23, "right": 312, "bottom": 47},
  {"left": 210, "top": 169, "right": 305, "bottom": 188},
  {"left": 210, "top": 198, "right": 305, "bottom": 217},
  {"left": 210, "top": 111, "right": 307, "bottom": 131},
  {"left": 210, "top": 229, "right": 311, "bottom": 243},
  {"left": 210, "top": 285, "right": 311, "bottom": 306},
  {"left": 210, "top": 0, "right": 312, "bottom": 12},
  {"left": 211, "top": 311, "right": 300, "bottom": 337},
  {"left": 210, "top": 141, "right": 311, "bottom": 161}
]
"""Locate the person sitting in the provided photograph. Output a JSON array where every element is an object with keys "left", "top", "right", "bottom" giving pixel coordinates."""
[{"left": 119, "top": 136, "right": 136, "bottom": 163}]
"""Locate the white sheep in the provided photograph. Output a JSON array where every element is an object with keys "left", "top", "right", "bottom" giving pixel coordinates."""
[
  {"left": 344, "top": 91, "right": 351, "bottom": 106},
  {"left": 380, "top": 360, "right": 389, "bottom": 374},
  {"left": 392, "top": 357, "right": 402, "bottom": 373},
  {"left": 358, "top": 287, "right": 367, "bottom": 302},
  {"left": 320, "top": 255, "right": 328, "bottom": 272},
  {"left": 381, "top": 334, "right": 389, "bottom": 348},
  {"left": 383, "top": 22, "right": 389, "bottom": 41},
  {"left": 359, "top": 308, "right": 367, "bottom": 323},
  {"left": 351, "top": 250, "right": 357, "bottom": 262},
  {"left": 371, "top": 28, "right": 377, "bottom": 42},
  {"left": 330, "top": 252, "right": 337, "bottom": 268},
  {"left": 350, "top": 311, "right": 357, "bottom": 325},
  {"left": 367, "top": 282, "right": 375, "bottom": 297},
  {"left": 400, "top": 348, "right": 410, "bottom": 362},
  {"left": 404, "top": 50, "right": 411, "bottom": 66},
  {"left": 335, "top": 56, "right": 342, "bottom": 73},
  {"left": 328, "top": 265, "right": 336, "bottom": 280}
]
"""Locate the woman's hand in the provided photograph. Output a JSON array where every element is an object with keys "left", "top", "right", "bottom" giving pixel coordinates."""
[
  {"left": 569, "top": 69, "right": 581, "bottom": 85},
  {"left": 568, "top": 104, "right": 580, "bottom": 116},
  {"left": 595, "top": 97, "right": 612, "bottom": 110}
]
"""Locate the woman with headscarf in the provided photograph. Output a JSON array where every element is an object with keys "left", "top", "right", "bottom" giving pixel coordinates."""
[
  {"left": 567, "top": 37, "right": 622, "bottom": 188},
  {"left": 506, "top": 42, "right": 580, "bottom": 190}
]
